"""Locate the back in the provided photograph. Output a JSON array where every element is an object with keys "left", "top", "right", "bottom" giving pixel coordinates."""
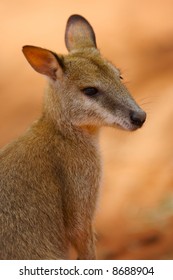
[{"left": 0, "top": 120, "right": 68, "bottom": 259}]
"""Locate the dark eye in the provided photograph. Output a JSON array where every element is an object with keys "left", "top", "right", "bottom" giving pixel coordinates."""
[
  {"left": 120, "top": 75, "right": 123, "bottom": 80},
  {"left": 82, "top": 87, "right": 98, "bottom": 97}
]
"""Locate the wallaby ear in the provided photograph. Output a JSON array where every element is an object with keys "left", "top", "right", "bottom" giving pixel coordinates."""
[
  {"left": 22, "top": 46, "right": 63, "bottom": 80},
  {"left": 65, "top": 14, "right": 97, "bottom": 52}
]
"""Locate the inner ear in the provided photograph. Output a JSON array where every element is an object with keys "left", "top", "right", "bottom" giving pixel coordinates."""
[
  {"left": 22, "top": 46, "right": 63, "bottom": 80},
  {"left": 65, "top": 14, "right": 97, "bottom": 52}
]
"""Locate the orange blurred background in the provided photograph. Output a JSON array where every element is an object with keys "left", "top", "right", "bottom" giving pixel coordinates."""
[{"left": 1, "top": 0, "right": 173, "bottom": 259}]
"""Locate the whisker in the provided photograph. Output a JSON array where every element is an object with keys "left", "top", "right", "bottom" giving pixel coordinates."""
[
  {"left": 123, "top": 80, "right": 131, "bottom": 85},
  {"left": 140, "top": 101, "right": 153, "bottom": 106},
  {"left": 139, "top": 96, "right": 152, "bottom": 102}
]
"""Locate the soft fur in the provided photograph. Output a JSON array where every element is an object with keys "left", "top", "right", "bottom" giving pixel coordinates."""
[{"left": 0, "top": 15, "right": 146, "bottom": 259}]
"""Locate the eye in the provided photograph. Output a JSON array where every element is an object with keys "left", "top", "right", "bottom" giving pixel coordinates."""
[
  {"left": 82, "top": 87, "right": 98, "bottom": 97},
  {"left": 120, "top": 75, "right": 123, "bottom": 80}
]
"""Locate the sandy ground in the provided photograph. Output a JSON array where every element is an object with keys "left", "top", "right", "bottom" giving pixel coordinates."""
[{"left": 1, "top": 0, "right": 173, "bottom": 259}]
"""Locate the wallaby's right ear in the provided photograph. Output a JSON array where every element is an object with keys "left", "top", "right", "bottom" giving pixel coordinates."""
[
  {"left": 22, "top": 46, "right": 63, "bottom": 80},
  {"left": 65, "top": 14, "right": 97, "bottom": 52}
]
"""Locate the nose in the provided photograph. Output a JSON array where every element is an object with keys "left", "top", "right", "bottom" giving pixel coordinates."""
[{"left": 130, "top": 110, "right": 146, "bottom": 127}]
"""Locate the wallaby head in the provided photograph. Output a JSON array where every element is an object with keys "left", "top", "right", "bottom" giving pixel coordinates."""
[{"left": 23, "top": 15, "right": 146, "bottom": 131}]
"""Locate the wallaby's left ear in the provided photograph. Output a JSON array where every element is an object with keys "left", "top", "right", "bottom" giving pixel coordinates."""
[
  {"left": 22, "top": 46, "right": 63, "bottom": 80},
  {"left": 65, "top": 14, "right": 97, "bottom": 52}
]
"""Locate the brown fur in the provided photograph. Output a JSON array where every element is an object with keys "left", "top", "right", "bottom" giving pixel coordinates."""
[{"left": 0, "top": 15, "right": 146, "bottom": 259}]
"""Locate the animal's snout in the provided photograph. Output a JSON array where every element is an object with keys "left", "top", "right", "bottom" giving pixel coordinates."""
[{"left": 130, "top": 110, "right": 146, "bottom": 128}]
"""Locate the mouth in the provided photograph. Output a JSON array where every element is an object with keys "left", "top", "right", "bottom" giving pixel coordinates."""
[
  {"left": 114, "top": 119, "right": 144, "bottom": 131},
  {"left": 115, "top": 122, "right": 136, "bottom": 131},
  {"left": 114, "top": 110, "right": 146, "bottom": 131}
]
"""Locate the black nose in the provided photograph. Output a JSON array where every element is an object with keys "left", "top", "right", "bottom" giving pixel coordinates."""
[{"left": 130, "top": 110, "right": 146, "bottom": 127}]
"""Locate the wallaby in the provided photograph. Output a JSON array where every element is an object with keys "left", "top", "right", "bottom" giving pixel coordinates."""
[{"left": 0, "top": 15, "right": 146, "bottom": 260}]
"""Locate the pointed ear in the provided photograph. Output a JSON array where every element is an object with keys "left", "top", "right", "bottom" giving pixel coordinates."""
[
  {"left": 65, "top": 14, "right": 97, "bottom": 52},
  {"left": 22, "top": 46, "right": 63, "bottom": 80}
]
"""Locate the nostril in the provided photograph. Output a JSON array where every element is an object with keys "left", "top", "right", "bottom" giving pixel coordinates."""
[{"left": 130, "top": 110, "right": 146, "bottom": 127}]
